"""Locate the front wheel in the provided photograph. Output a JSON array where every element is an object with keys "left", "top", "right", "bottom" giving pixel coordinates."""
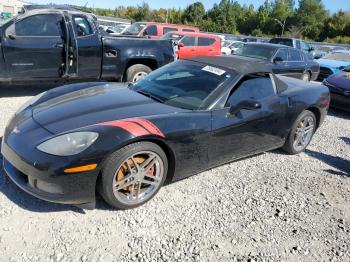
[
  {"left": 282, "top": 110, "right": 316, "bottom": 155},
  {"left": 99, "top": 142, "right": 168, "bottom": 210},
  {"left": 125, "top": 64, "right": 152, "bottom": 82}
]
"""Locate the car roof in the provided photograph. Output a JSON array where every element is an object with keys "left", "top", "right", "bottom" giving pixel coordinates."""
[
  {"left": 245, "top": 42, "right": 291, "bottom": 49},
  {"left": 144, "top": 22, "right": 198, "bottom": 28},
  {"left": 186, "top": 55, "right": 273, "bottom": 75},
  {"left": 171, "top": 31, "right": 220, "bottom": 38}
]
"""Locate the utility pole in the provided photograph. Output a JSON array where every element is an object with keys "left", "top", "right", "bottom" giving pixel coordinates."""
[{"left": 274, "top": 18, "right": 286, "bottom": 36}]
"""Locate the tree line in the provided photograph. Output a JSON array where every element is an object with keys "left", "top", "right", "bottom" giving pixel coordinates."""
[{"left": 82, "top": 0, "right": 350, "bottom": 44}]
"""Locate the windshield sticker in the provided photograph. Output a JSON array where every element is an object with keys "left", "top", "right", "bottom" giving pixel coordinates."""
[{"left": 202, "top": 66, "right": 226, "bottom": 76}]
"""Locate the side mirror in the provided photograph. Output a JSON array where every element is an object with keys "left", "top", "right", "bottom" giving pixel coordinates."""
[
  {"left": 309, "top": 47, "right": 314, "bottom": 52},
  {"left": 178, "top": 42, "right": 185, "bottom": 48},
  {"left": 227, "top": 100, "right": 261, "bottom": 117},
  {"left": 273, "top": 56, "right": 283, "bottom": 63}
]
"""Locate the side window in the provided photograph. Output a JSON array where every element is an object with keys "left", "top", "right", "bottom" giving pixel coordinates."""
[
  {"left": 275, "top": 49, "right": 288, "bottom": 61},
  {"left": 144, "top": 25, "right": 157, "bottom": 36},
  {"left": 163, "top": 27, "right": 178, "bottom": 34},
  {"left": 289, "top": 49, "right": 302, "bottom": 61},
  {"left": 7, "top": 14, "right": 63, "bottom": 37},
  {"left": 226, "top": 76, "right": 275, "bottom": 107},
  {"left": 183, "top": 29, "right": 195, "bottom": 32},
  {"left": 73, "top": 16, "right": 93, "bottom": 37},
  {"left": 198, "top": 37, "right": 216, "bottom": 46},
  {"left": 181, "top": 36, "right": 196, "bottom": 46},
  {"left": 300, "top": 41, "right": 310, "bottom": 52}
]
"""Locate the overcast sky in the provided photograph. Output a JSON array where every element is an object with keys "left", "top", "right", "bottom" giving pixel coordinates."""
[{"left": 30, "top": 0, "right": 349, "bottom": 13}]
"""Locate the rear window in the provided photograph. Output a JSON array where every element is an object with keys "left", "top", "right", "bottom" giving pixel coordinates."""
[
  {"left": 236, "top": 45, "right": 276, "bottom": 60},
  {"left": 198, "top": 37, "right": 216, "bottom": 46},
  {"left": 270, "top": 38, "right": 293, "bottom": 47},
  {"left": 163, "top": 27, "right": 178, "bottom": 34}
]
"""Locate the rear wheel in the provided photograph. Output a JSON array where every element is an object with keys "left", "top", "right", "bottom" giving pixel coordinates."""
[
  {"left": 99, "top": 142, "right": 168, "bottom": 210},
  {"left": 301, "top": 71, "right": 310, "bottom": 82},
  {"left": 125, "top": 64, "right": 152, "bottom": 82},
  {"left": 282, "top": 110, "right": 316, "bottom": 155}
]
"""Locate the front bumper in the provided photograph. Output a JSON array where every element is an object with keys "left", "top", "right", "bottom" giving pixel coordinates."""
[
  {"left": 330, "top": 92, "right": 350, "bottom": 111},
  {"left": 2, "top": 141, "right": 98, "bottom": 209}
]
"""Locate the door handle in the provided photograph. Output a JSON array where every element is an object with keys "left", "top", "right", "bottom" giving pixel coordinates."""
[
  {"left": 8, "top": 34, "right": 16, "bottom": 40},
  {"left": 105, "top": 50, "right": 118, "bottom": 58},
  {"left": 54, "top": 43, "right": 64, "bottom": 48}
]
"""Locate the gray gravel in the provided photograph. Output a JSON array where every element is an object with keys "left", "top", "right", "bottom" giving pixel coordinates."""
[{"left": 0, "top": 86, "right": 349, "bottom": 262}]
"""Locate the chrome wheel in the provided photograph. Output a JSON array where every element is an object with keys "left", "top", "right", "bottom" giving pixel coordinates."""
[
  {"left": 293, "top": 115, "right": 315, "bottom": 151},
  {"left": 132, "top": 71, "right": 148, "bottom": 82},
  {"left": 112, "top": 151, "right": 164, "bottom": 205}
]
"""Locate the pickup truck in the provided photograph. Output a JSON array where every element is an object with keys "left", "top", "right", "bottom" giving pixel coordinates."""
[{"left": 0, "top": 8, "right": 175, "bottom": 85}]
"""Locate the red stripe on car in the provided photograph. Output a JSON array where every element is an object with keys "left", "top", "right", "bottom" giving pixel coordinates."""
[
  {"left": 98, "top": 120, "right": 150, "bottom": 137},
  {"left": 98, "top": 118, "right": 164, "bottom": 138},
  {"left": 125, "top": 118, "right": 165, "bottom": 138}
]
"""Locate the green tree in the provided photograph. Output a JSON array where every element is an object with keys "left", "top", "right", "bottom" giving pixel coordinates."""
[
  {"left": 182, "top": 2, "right": 205, "bottom": 26},
  {"left": 293, "top": 0, "right": 329, "bottom": 40}
]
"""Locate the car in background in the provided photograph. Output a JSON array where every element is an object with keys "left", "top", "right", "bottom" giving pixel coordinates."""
[
  {"left": 175, "top": 32, "right": 221, "bottom": 59},
  {"left": 270, "top": 37, "right": 314, "bottom": 58},
  {"left": 317, "top": 51, "right": 350, "bottom": 81},
  {"left": 122, "top": 22, "right": 199, "bottom": 39},
  {"left": 235, "top": 43, "right": 319, "bottom": 81},
  {"left": 221, "top": 40, "right": 244, "bottom": 55},
  {"left": 105, "top": 24, "right": 130, "bottom": 35},
  {"left": 323, "top": 66, "right": 350, "bottom": 111}
]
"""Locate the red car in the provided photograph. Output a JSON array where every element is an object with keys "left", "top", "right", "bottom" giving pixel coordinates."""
[
  {"left": 122, "top": 22, "right": 199, "bottom": 39},
  {"left": 169, "top": 32, "right": 222, "bottom": 59}
]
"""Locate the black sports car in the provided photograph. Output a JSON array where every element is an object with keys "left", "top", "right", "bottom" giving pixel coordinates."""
[
  {"left": 323, "top": 66, "right": 350, "bottom": 111},
  {"left": 1, "top": 56, "right": 330, "bottom": 210}
]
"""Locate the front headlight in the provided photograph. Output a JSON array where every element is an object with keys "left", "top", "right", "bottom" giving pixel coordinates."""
[
  {"left": 16, "top": 91, "right": 46, "bottom": 114},
  {"left": 37, "top": 132, "right": 99, "bottom": 156}
]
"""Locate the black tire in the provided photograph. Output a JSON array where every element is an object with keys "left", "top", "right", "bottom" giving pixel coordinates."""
[
  {"left": 98, "top": 142, "right": 168, "bottom": 210},
  {"left": 301, "top": 71, "right": 311, "bottom": 82},
  {"left": 282, "top": 110, "right": 316, "bottom": 155},
  {"left": 125, "top": 64, "right": 152, "bottom": 82}
]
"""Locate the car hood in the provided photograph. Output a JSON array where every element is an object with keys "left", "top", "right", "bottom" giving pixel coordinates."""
[
  {"left": 326, "top": 72, "right": 350, "bottom": 91},
  {"left": 32, "top": 83, "right": 186, "bottom": 134},
  {"left": 317, "top": 59, "right": 350, "bottom": 69}
]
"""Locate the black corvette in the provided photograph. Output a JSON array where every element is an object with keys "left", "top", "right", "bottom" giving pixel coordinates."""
[{"left": 1, "top": 56, "right": 330, "bottom": 210}]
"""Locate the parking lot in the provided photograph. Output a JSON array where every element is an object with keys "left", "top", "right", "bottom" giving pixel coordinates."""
[{"left": 0, "top": 86, "right": 349, "bottom": 261}]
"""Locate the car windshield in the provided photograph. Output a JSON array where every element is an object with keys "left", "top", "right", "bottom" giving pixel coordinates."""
[
  {"left": 160, "top": 32, "right": 184, "bottom": 41},
  {"left": 122, "top": 22, "right": 146, "bottom": 35},
  {"left": 270, "top": 38, "right": 293, "bottom": 47},
  {"left": 236, "top": 45, "right": 276, "bottom": 60},
  {"left": 323, "top": 52, "right": 350, "bottom": 61},
  {"left": 130, "top": 60, "right": 235, "bottom": 110}
]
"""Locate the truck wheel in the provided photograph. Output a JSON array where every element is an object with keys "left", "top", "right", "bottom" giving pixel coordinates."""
[{"left": 126, "top": 64, "right": 152, "bottom": 82}]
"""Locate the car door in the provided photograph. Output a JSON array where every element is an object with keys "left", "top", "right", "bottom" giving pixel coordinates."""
[
  {"left": 272, "top": 48, "right": 291, "bottom": 76},
  {"left": 288, "top": 49, "right": 305, "bottom": 79},
  {"left": 178, "top": 36, "right": 197, "bottom": 59},
  {"left": 2, "top": 13, "right": 66, "bottom": 81},
  {"left": 209, "top": 75, "right": 286, "bottom": 166},
  {"left": 72, "top": 15, "right": 102, "bottom": 80},
  {"left": 197, "top": 37, "right": 218, "bottom": 56}
]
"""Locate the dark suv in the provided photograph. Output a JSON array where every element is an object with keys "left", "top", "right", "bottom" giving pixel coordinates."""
[{"left": 269, "top": 38, "right": 315, "bottom": 58}]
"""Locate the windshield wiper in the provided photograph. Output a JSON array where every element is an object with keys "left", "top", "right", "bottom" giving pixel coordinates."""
[{"left": 136, "top": 90, "right": 166, "bottom": 104}]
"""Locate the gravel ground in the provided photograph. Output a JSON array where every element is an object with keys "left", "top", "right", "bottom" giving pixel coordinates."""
[{"left": 0, "top": 86, "right": 349, "bottom": 262}]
